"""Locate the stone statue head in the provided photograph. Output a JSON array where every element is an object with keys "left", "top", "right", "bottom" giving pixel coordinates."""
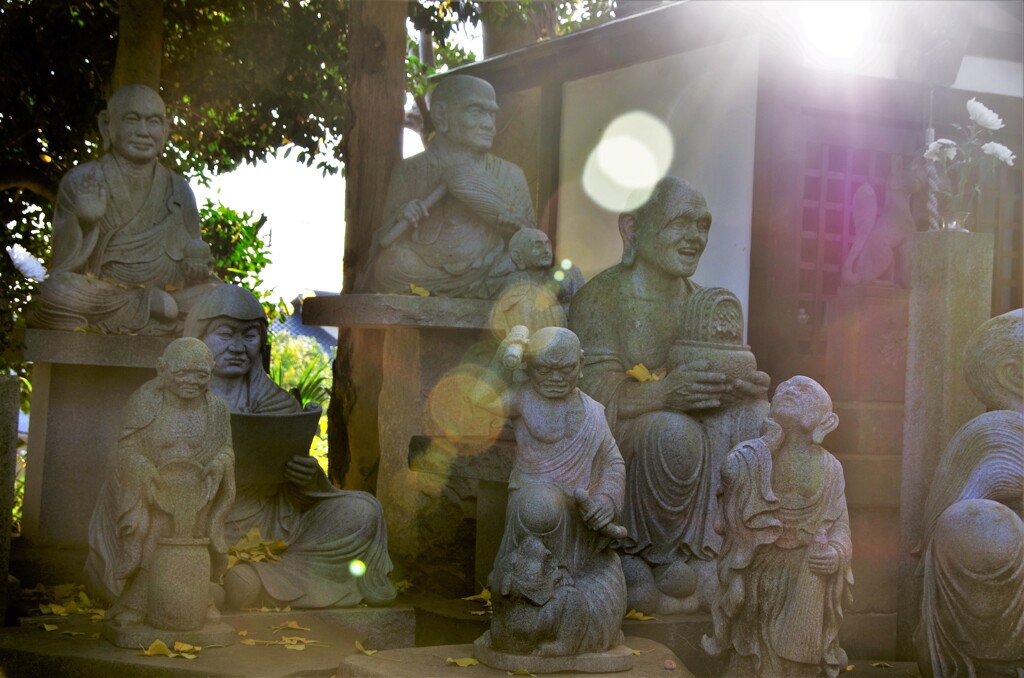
[
  {"left": 157, "top": 337, "right": 215, "bottom": 401},
  {"left": 618, "top": 177, "right": 711, "bottom": 278},
  {"left": 770, "top": 376, "right": 839, "bottom": 445},
  {"left": 429, "top": 75, "right": 499, "bottom": 153},
  {"left": 98, "top": 84, "right": 170, "bottom": 165},
  {"left": 184, "top": 285, "right": 269, "bottom": 380},
  {"left": 509, "top": 228, "right": 554, "bottom": 271},
  {"left": 525, "top": 327, "right": 583, "bottom": 399},
  {"left": 964, "top": 308, "right": 1024, "bottom": 412}
]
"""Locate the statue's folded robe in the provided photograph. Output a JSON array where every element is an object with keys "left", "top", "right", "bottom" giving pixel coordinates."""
[{"left": 229, "top": 404, "right": 322, "bottom": 486}]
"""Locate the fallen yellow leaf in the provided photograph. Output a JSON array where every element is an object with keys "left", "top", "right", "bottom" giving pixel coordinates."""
[
  {"left": 271, "top": 620, "right": 310, "bottom": 634},
  {"left": 238, "top": 630, "right": 249, "bottom": 637},
  {"left": 446, "top": 657, "right": 480, "bottom": 667},
  {"left": 284, "top": 644, "right": 305, "bottom": 651},
  {"left": 508, "top": 669, "right": 535, "bottom": 677},
  {"left": 355, "top": 639, "right": 377, "bottom": 655},
  {"left": 240, "top": 638, "right": 258, "bottom": 646},
  {"left": 140, "top": 639, "right": 174, "bottom": 657},
  {"left": 624, "top": 609, "right": 657, "bottom": 621},
  {"left": 469, "top": 610, "right": 488, "bottom": 616},
  {"left": 409, "top": 284, "right": 430, "bottom": 297},
  {"left": 173, "top": 641, "right": 201, "bottom": 653},
  {"left": 42, "top": 624, "right": 58, "bottom": 632},
  {"left": 626, "top": 364, "right": 660, "bottom": 382}
]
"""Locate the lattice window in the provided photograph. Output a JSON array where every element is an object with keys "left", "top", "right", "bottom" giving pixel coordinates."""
[{"left": 798, "top": 141, "right": 903, "bottom": 356}]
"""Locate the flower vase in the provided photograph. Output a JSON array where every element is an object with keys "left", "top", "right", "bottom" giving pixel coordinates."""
[{"left": 941, "top": 211, "right": 971, "bottom": 232}]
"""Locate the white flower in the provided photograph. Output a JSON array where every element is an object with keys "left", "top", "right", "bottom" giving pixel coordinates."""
[
  {"left": 982, "top": 141, "right": 1016, "bottom": 166},
  {"left": 966, "top": 98, "right": 1004, "bottom": 131},
  {"left": 924, "top": 138, "right": 958, "bottom": 161},
  {"left": 6, "top": 244, "right": 48, "bottom": 281}
]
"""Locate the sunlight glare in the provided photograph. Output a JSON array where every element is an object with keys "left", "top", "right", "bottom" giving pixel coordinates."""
[{"left": 800, "top": 1, "right": 870, "bottom": 60}]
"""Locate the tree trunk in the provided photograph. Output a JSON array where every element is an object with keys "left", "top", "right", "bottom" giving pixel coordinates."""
[
  {"left": 111, "top": 0, "right": 164, "bottom": 92},
  {"left": 328, "top": 1, "right": 407, "bottom": 490}
]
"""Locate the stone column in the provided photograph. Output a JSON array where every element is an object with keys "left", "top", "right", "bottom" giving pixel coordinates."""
[
  {"left": 897, "top": 230, "right": 992, "bottom": 657},
  {"left": 0, "top": 375, "right": 19, "bottom": 622}
]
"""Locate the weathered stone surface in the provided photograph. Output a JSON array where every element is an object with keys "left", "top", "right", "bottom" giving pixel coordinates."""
[
  {"left": 360, "top": 75, "right": 535, "bottom": 299},
  {"left": 703, "top": 377, "right": 852, "bottom": 677},
  {"left": 914, "top": 309, "right": 1023, "bottom": 677},
  {"left": 0, "top": 376, "right": 18, "bottom": 622},
  {"left": 568, "top": 177, "right": 769, "bottom": 615},
  {"left": 338, "top": 638, "right": 690, "bottom": 677},
  {"left": 101, "top": 619, "right": 236, "bottom": 650},
  {"left": 468, "top": 328, "right": 628, "bottom": 668},
  {"left": 303, "top": 293, "right": 494, "bottom": 330},
  {"left": 25, "top": 85, "right": 219, "bottom": 336},
  {"left": 84, "top": 338, "right": 234, "bottom": 643},
  {"left": 474, "top": 631, "right": 633, "bottom": 673},
  {"left": 898, "top": 230, "right": 992, "bottom": 656},
  {"left": 184, "top": 284, "right": 396, "bottom": 610}
]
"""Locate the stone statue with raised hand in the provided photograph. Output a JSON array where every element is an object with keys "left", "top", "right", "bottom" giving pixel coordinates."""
[
  {"left": 568, "top": 177, "right": 770, "bottom": 615},
  {"left": 360, "top": 75, "right": 535, "bottom": 298},
  {"left": 26, "top": 84, "right": 220, "bottom": 334},
  {"left": 85, "top": 338, "right": 235, "bottom": 645},
  {"left": 470, "top": 325, "right": 631, "bottom": 673},
  {"left": 702, "top": 376, "right": 853, "bottom": 678},
  {"left": 914, "top": 309, "right": 1024, "bottom": 677}
]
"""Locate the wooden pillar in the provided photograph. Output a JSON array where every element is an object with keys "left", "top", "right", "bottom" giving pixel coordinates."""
[{"left": 0, "top": 376, "right": 19, "bottom": 621}]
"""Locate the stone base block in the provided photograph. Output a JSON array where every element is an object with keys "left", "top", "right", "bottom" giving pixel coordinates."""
[
  {"left": 473, "top": 631, "right": 633, "bottom": 673},
  {"left": 101, "top": 619, "right": 236, "bottom": 649},
  {"left": 338, "top": 637, "right": 690, "bottom": 677}
]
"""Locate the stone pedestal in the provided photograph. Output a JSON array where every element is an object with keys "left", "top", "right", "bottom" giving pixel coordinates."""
[
  {"left": 823, "top": 284, "right": 908, "bottom": 658},
  {"left": 0, "top": 376, "right": 19, "bottom": 622},
  {"left": 897, "top": 231, "right": 992, "bottom": 657},
  {"left": 305, "top": 294, "right": 505, "bottom": 593},
  {"left": 20, "top": 330, "right": 171, "bottom": 561}
]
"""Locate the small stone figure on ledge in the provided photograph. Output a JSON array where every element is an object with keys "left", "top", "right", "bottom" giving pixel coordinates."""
[
  {"left": 26, "top": 85, "right": 220, "bottom": 335},
  {"left": 915, "top": 309, "right": 1023, "bottom": 677},
  {"left": 703, "top": 376, "right": 853, "bottom": 678},
  {"left": 492, "top": 228, "right": 585, "bottom": 336},
  {"left": 470, "top": 326, "right": 632, "bottom": 673},
  {"left": 85, "top": 337, "right": 236, "bottom": 647},
  {"left": 360, "top": 75, "right": 535, "bottom": 298},
  {"left": 185, "top": 284, "right": 397, "bottom": 610}
]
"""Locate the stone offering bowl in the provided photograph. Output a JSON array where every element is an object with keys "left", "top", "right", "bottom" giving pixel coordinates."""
[{"left": 667, "top": 340, "right": 758, "bottom": 382}]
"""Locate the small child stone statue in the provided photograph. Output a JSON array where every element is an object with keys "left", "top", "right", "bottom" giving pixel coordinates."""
[
  {"left": 702, "top": 376, "right": 853, "bottom": 678},
  {"left": 470, "top": 326, "right": 632, "bottom": 673},
  {"left": 86, "top": 337, "right": 236, "bottom": 647}
]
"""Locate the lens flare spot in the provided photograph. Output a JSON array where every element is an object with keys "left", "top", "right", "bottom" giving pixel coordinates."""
[
  {"left": 553, "top": 270, "right": 566, "bottom": 282},
  {"left": 349, "top": 560, "right": 366, "bottom": 577},
  {"left": 560, "top": 259, "right": 572, "bottom": 271},
  {"left": 582, "top": 110, "right": 673, "bottom": 213},
  {"left": 800, "top": 1, "right": 870, "bottom": 59}
]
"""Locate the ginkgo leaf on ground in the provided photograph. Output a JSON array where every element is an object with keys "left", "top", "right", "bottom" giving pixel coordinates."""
[
  {"left": 626, "top": 364, "right": 661, "bottom": 382},
  {"left": 624, "top": 609, "right": 656, "bottom": 621},
  {"left": 355, "top": 639, "right": 377, "bottom": 655},
  {"left": 508, "top": 669, "right": 536, "bottom": 677},
  {"left": 271, "top": 620, "right": 310, "bottom": 634},
  {"left": 446, "top": 657, "right": 480, "bottom": 667}
]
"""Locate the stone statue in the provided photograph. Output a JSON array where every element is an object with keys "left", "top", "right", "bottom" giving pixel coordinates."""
[
  {"left": 840, "top": 157, "right": 927, "bottom": 288},
  {"left": 470, "top": 326, "right": 631, "bottom": 673},
  {"left": 26, "top": 85, "right": 220, "bottom": 334},
  {"left": 84, "top": 338, "right": 235, "bottom": 641},
  {"left": 702, "top": 376, "right": 853, "bottom": 678},
  {"left": 183, "top": 284, "right": 397, "bottom": 609},
  {"left": 914, "top": 309, "right": 1024, "bottom": 677},
  {"left": 360, "top": 75, "right": 535, "bottom": 298},
  {"left": 491, "top": 228, "right": 585, "bottom": 336},
  {"left": 567, "top": 177, "right": 770, "bottom": 614}
]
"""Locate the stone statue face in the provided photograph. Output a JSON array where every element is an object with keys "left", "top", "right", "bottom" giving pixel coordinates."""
[
  {"left": 526, "top": 333, "right": 583, "bottom": 400},
  {"left": 158, "top": 342, "right": 213, "bottom": 401},
  {"left": 106, "top": 87, "right": 169, "bottom": 165},
  {"left": 511, "top": 229, "right": 554, "bottom": 270},
  {"left": 440, "top": 81, "right": 499, "bottom": 152},
  {"left": 770, "top": 376, "right": 831, "bottom": 433},
  {"left": 202, "top": 317, "right": 263, "bottom": 379},
  {"left": 635, "top": 193, "right": 711, "bottom": 279}
]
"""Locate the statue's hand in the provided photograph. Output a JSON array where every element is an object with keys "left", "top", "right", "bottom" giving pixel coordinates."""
[
  {"left": 720, "top": 370, "right": 771, "bottom": 405},
  {"left": 73, "top": 167, "right": 108, "bottom": 222},
  {"left": 201, "top": 462, "right": 225, "bottom": 505},
  {"left": 182, "top": 259, "right": 211, "bottom": 284},
  {"left": 284, "top": 455, "right": 319, "bottom": 489},
  {"left": 807, "top": 545, "right": 840, "bottom": 575},
  {"left": 660, "top": 360, "right": 731, "bottom": 412},
  {"left": 397, "top": 199, "right": 430, "bottom": 228},
  {"left": 577, "top": 491, "right": 615, "bottom": 533}
]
